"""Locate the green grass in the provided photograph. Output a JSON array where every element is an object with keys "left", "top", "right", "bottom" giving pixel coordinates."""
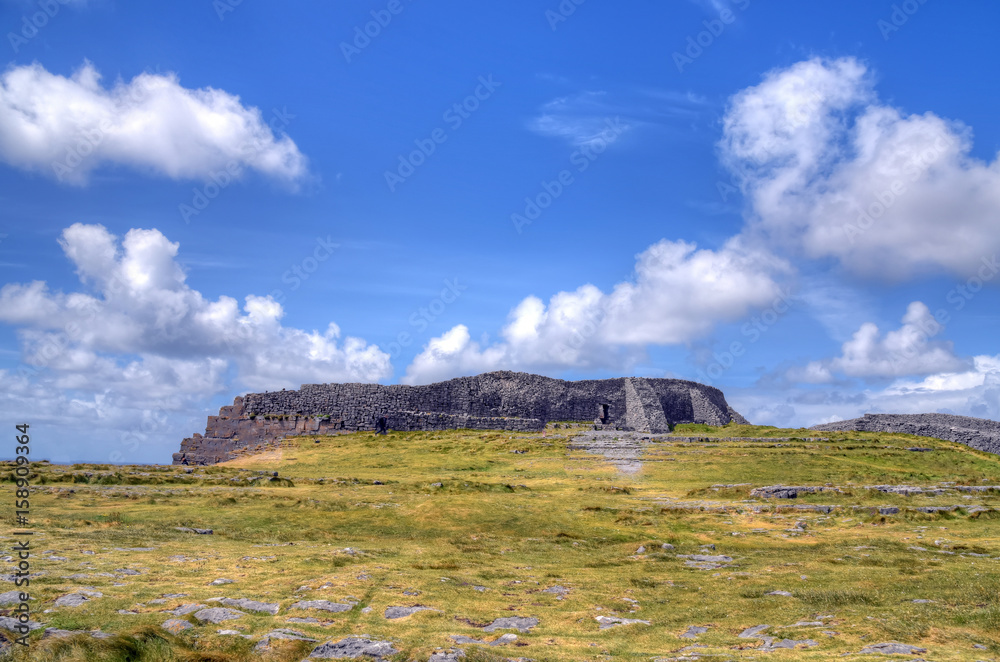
[{"left": 0, "top": 424, "right": 998, "bottom": 660}]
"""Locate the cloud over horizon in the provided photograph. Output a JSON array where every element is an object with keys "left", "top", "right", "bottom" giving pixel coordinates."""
[
  {"left": 0, "top": 223, "right": 389, "bottom": 460},
  {"left": 403, "top": 238, "right": 791, "bottom": 384}
]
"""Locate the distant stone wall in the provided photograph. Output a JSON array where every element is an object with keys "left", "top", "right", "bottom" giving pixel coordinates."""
[
  {"left": 173, "top": 371, "right": 748, "bottom": 465},
  {"left": 812, "top": 413, "right": 1000, "bottom": 455}
]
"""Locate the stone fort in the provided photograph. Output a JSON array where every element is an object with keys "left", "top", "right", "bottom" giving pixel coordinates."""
[{"left": 173, "top": 371, "right": 748, "bottom": 465}]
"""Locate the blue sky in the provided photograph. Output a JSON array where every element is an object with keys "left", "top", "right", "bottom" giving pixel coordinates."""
[{"left": 2, "top": 0, "right": 1000, "bottom": 463}]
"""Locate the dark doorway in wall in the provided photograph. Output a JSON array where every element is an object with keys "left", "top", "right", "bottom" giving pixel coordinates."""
[
  {"left": 598, "top": 404, "right": 610, "bottom": 424},
  {"left": 375, "top": 417, "right": 388, "bottom": 435}
]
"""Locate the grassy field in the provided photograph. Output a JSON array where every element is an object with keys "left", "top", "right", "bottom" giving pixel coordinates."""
[{"left": 1, "top": 423, "right": 999, "bottom": 661}]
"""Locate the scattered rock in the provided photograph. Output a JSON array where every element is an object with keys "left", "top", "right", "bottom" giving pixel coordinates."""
[
  {"left": 174, "top": 527, "right": 214, "bottom": 534},
  {"left": 595, "top": 615, "right": 651, "bottom": 629},
  {"left": 162, "top": 619, "right": 193, "bottom": 634},
  {"left": 290, "top": 600, "right": 353, "bottom": 613},
  {"left": 739, "top": 625, "right": 770, "bottom": 638},
  {"left": 193, "top": 607, "right": 245, "bottom": 624},
  {"left": 0, "top": 591, "right": 26, "bottom": 606},
  {"left": 661, "top": 543, "right": 675, "bottom": 550},
  {"left": 750, "top": 485, "right": 841, "bottom": 499},
  {"left": 680, "top": 625, "right": 708, "bottom": 639},
  {"left": 219, "top": 597, "right": 280, "bottom": 615},
  {"left": 483, "top": 616, "right": 539, "bottom": 632},
  {"left": 115, "top": 568, "right": 141, "bottom": 576},
  {"left": 765, "top": 591, "right": 793, "bottom": 597},
  {"left": 168, "top": 603, "right": 207, "bottom": 616},
  {"left": 210, "top": 578, "right": 234, "bottom": 585},
  {"left": 384, "top": 606, "right": 436, "bottom": 619},
  {"left": 541, "top": 585, "right": 570, "bottom": 598},
  {"left": 429, "top": 650, "right": 466, "bottom": 661},
  {"left": 287, "top": 617, "right": 320, "bottom": 624},
  {"left": 857, "top": 642, "right": 928, "bottom": 655},
  {"left": 635, "top": 545, "right": 646, "bottom": 554},
  {"left": 55, "top": 591, "right": 102, "bottom": 607},
  {"left": 677, "top": 554, "right": 733, "bottom": 569},
  {"left": 0, "top": 616, "right": 42, "bottom": 633},
  {"left": 306, "top": 635, "right": 399, "bottom": 660}
]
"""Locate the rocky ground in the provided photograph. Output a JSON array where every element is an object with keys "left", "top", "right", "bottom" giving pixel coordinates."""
[{"left": 1, "top": 422, "right": 998, "bottom": 661}]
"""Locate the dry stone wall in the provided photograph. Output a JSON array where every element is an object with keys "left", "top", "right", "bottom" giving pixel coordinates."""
[
  {"left": 812, "top": 413, "right": 1000, "bottom": 455},
  {"left": 173, "top": 371, "right": 747, "bottom": 465}
]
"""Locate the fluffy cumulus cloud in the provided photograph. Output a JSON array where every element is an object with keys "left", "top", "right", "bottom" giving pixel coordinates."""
[
  {"left": 0, "top": 224, "right": 389, "bottom": 461},
  {"left": 404, "top": 238, "right": 790, "bottom": 384},
  {"left": 733, "top": 354, "right": 1000, "bottom": 430},
  {"left": 0, "top": 61, "right": 307, "bottom": 185},
  {"left": 721, "top": 57, "right": 1000, "bottom": 280},
  {"left": 788, "top": 302, "right": 970, "bottom": 382}
]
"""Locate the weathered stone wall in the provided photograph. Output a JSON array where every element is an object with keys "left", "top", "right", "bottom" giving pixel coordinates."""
[
  {"left": 812, "top": 413, "right": 1000, "bottom": 455},
  {"left": 173, "top": 371, "right": 747, "bottom": 465}
]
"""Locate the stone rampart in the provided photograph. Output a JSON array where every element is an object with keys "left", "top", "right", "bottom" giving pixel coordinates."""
[{"left": 173, "top": 371, "right": 747, "bottom": 465}]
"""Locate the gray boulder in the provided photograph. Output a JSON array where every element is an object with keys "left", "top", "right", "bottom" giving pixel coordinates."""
[
  {"left": 857, "top": 642, "right": 928, "bottom": 655},
  {"left": 305, "top": 635, "right": 398, "bottom": 659},
  {"left": 290, "top": 600, "right": 353, "bottom": 613},
  {"left": 193, "top": 607, "right": 245, "bottom": 624},
  {"left": 483, "top": 616, "right": 538, "bottom": 632},
  {"left": 219, "top": 597, "right": 280, "bottom": 615},
  {"left": 595, "top": 616, "right": 651, "bottom": 629}
]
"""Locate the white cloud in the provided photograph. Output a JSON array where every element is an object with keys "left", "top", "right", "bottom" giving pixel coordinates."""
[
  {"left": 0, "top": 61, "right": 307, "bottom": 185},
  {"left": 404, "top": 238, "right": 790, "bottom": 384},
  {"left": 529, "top": 92, "right": 633, "bottom": 148},
  {"left": 789, "top": 301, "right": 969, "bottom": 382},
  {"left": 721, "top": 56, "right": 1000, "bottom": 280},
  {"left": 732, "top": 353, "right": 1000, "bottom": 429},
  {"left": 0, "top": 224, "right": 390, "bottom": 461}
]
